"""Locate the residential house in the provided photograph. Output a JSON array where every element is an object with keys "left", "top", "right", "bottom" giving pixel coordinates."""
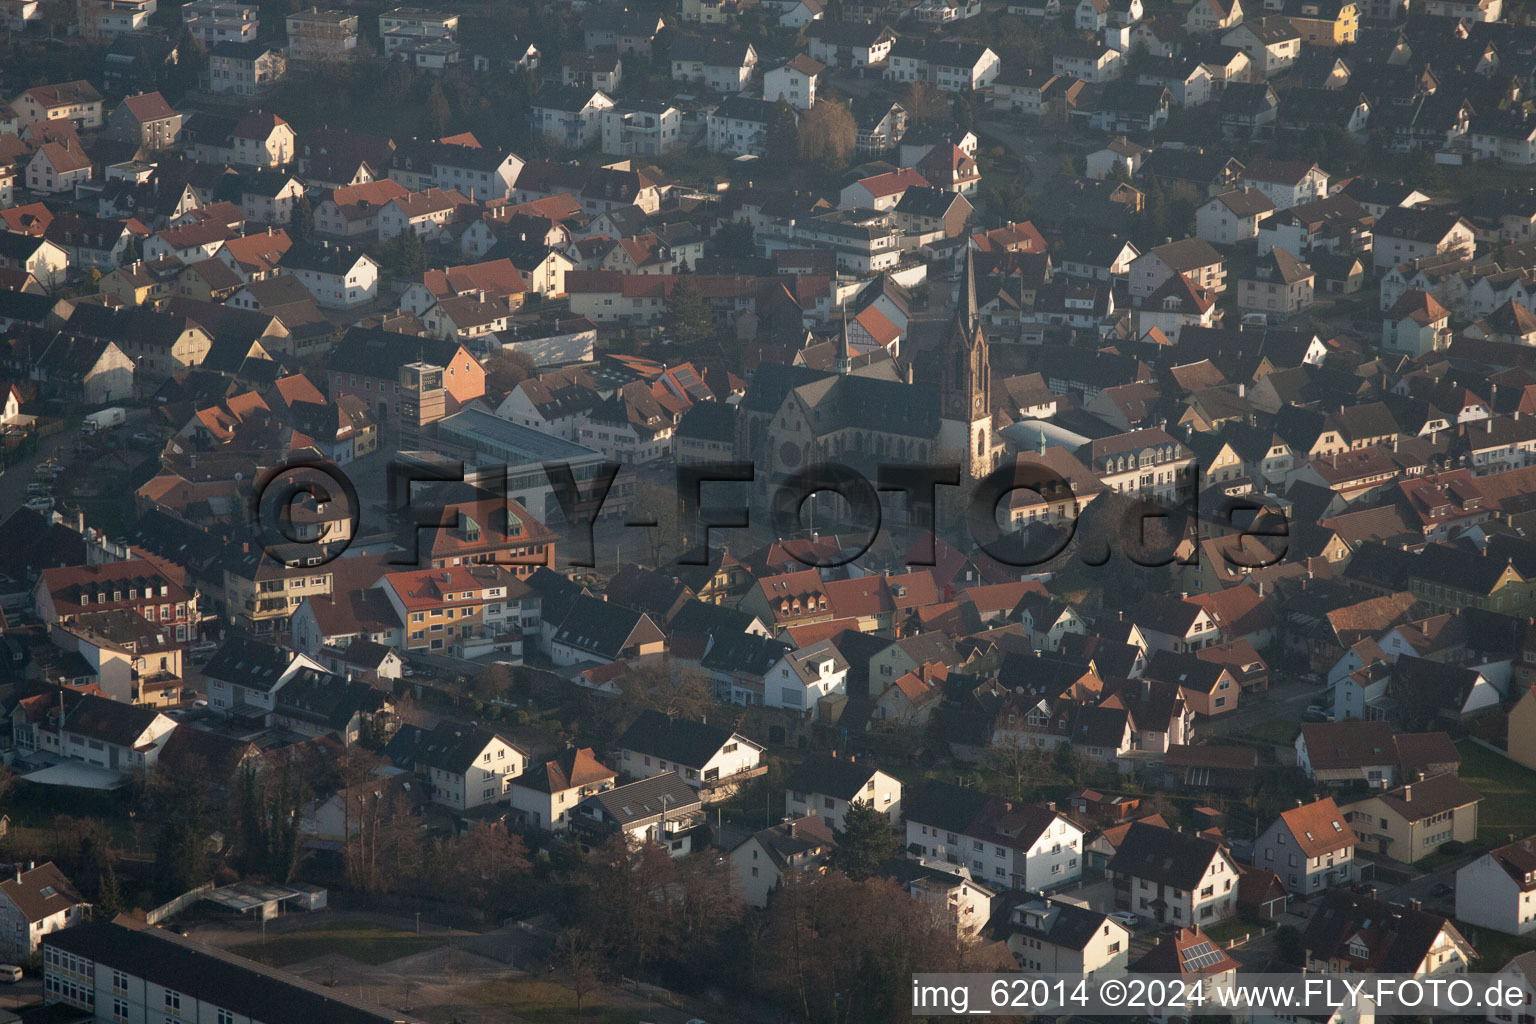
[
  {"left": 1457, "top": 835, "right": 1536, "bottom": 936},
  {"left": 730, "top": 815, "right": 837, "bottom": 908},
  {"left": 1221, "top": 17, "right": 1299, "bottom": 78},
  {"left": 615, "top": 708, "right": 765, "bottom": 793},
  {"left": 1006, "top": 896, "right": 1130, "bottom": 977},
  {"left": 784, "top": 753, "right": 902, "bottom": 828},
  {"left": 1195, "top": 187, "right": 1275, "bottom": 246},
  {"left": 1343, "top": 773, "right": 1481, "bottom": 865},
  {"left": 763, "top": 54, "right": 824, "bottom": 110},
  {"left": 1303, "top": 890, "right": 1471, "bottom": 974},
  {"left": 12, "top": 81, "right": 103, "bottom": 130},
  {"left": 1106, "top": 820, "right": 1239, "bottom": 925},
  {"left": 1254, "top": 797, "right": 1357, "bottom": 894},
  {"left": 570, "top": 771, "right": 704, "bottom": 856},
  {"left": 509, "top": 746, "right": 617, "bottom": 831},
  {"left": 0, "top": 863, "right": 83, "bottom": 960},
  {"left": 385, "top": 720, "right": 528, "bottom": 810},
  {"left": 1238, "top": 247, "right": 1314, "bottom": 315},
  {"left": 107, "top": 92, "right": 181, "bottom": 149},
  {"left": 904, "top": 780, "right": 1085, "bottom": 891},
  {"left": 207, "top": 41, "right": 287, "bottom": 96}
]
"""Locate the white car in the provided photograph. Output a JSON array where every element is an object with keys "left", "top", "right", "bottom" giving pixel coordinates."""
[
  {"left": 1109, "top": 911, "right": 1140, "bottom": 928},
  {"left": 24, "top": 496, "right": 53, "bottom": 512}
]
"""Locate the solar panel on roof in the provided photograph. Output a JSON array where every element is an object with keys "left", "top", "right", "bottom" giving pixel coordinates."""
[{"left": 1181, "top": 941, "right": 1225, "bottom": 971}]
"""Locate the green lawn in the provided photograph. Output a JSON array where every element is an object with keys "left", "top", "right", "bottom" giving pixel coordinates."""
[
  {"left": 441, "top": 978, "right": 635, "bottom": 1024},
  {"left": 229, "top": 921, "right": 445, "bottom": 967},
  {"left": 1249, "top": 718, "right": 1300, "bottom": 746},
  {"left": 1455, "top": 740, "right": 1536, "bottom": 847},
  {"left": 1470, "top": 926, "right": 1536, "bottom": 972}
]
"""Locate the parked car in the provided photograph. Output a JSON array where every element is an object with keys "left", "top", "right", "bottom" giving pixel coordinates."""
[
  {"left": 132, "top": 431, "right": 155, "bottom": 444},
  {"left": 1430, "top": 882, "right": 1453, "bottom": 899},
  {"left": 1109, "top": 911, "right": 1139, "bottom": 928},
  {"left": 24, "top": 496, "right": 53, "bottom": 512},
  {"left": 1302, "top": 706, "right": 1331, "bottom": 723}
]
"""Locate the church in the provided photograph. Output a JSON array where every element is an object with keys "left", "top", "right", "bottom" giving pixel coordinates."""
[{"left": 743, "top": 251, "right": 1009, "bottom": 501}]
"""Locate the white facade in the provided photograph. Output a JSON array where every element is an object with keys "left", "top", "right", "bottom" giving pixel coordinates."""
[
  {"left": 785, "top": 770, "right": 903, "bottom": 829},
  {"left": 1457, "top": 852, "right": 1536, "bottom": 936},
  {"left": 906, "top": 809, "right": 1085, "bottom": 891},
  {"left": 618, "top": 734, "right": 763, "bottom": 788}
]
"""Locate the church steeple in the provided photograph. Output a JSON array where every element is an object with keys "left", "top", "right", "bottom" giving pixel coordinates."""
[
  {"left": 941, "top": 247, "right": 991, "bottom": 420},
  {"left": 836, "top": 304, "right": 852, "bottom": 375},
  {"left": 941, "top": 246, "right": 996, "bottom": 481},
  {"left": 959, "top": 245, "right": 980, "bottom": 336}
]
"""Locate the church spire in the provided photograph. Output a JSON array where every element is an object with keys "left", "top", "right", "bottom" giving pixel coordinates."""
[
  {"left": 961, "top": 245, "right": 980, "bottom": 334},
  {"left": 952, "top": 246, "right": 982, "bottom": 350}
]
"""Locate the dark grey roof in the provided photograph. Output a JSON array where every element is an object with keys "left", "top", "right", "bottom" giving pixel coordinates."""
[
  {"left": 386, "top": 720, "right": 525, "bottom": 774},
  {"left": 324, "top": 326, "right": 462, "bottom": 377},
  {"left": 1008, "top": 897, "right": 1114, "bottom": 952},
  {"left": 697, "top": 628, "right": 789, "bottom": 675},
  {"left": 784, "top": 753, "right": 884, "bottom": 802},
  {"left": 202, "top": 637, "right": 294, "bottom": 692},
  {"left": 616, "top": 708, "right": 748, "bottom": 769},
  {"left": 551, "top": 594, "right": 662, "bottom": 659},
  {"left": 46, "top": 919, "right": 408, "bottom": 1024},
  {"left": 1106, "top": 821, "right": 1224, "bottom": 889},
  {"left": 579, "top": 770, "right": 700, "bottom": 827},
  {"left": 675, "top": 400, "right": 738, "bottom": 443},
  {"left": 60, "top": 692, "right": 166, "bottom": 748},
  {"left": 272, "top": 667, "right": 384, "bottom": 730},
  {"left": 902, "top": 778, "right": 996, "bottom": 835}
]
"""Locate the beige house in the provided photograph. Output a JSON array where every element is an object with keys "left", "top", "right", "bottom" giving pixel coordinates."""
[
  {"left": 1238, "top": 247, "right": 1313, "bottom": 315},
  {"left": 1507, "top": 685, "right": 1536, "bottom": 772},
  {"left": 729, "top": 816, "right": 837, "bottom": 908},
  {"left": 1342, "top": 774, "right": 1481, "bottom": 864},
  {"left": 1007, "top": 896, "right": 1130, "bottom": 977}
]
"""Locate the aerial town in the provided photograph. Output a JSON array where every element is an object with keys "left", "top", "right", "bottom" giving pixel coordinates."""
[{"left": 4, "top": 0, "right": 1536, "bottom": 1018}]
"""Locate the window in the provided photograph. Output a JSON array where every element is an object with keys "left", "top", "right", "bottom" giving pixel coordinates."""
[
  {"left": 218, "top": 1012, "right": 235, "bottom": 1024},
  {"left": 165, "top": 991, "right": 181, "bottom": 1010}
]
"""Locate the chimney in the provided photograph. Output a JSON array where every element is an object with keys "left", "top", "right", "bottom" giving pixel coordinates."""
[{"left": 1403, "top": 784, "right": 1412, "bottom": 801}]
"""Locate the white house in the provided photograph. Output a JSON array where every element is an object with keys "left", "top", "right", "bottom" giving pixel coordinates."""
[
  {"left": 1241, "top": 158, "right": 1329, "bottom": 211},
  {"left": 1254, "top": 797, "right": 1357, "bottom": 894},
  {"left": 571, "top": 772, "right": 704, "bottom": 856},
  {"left": 615, "top": 709, "right": 764, "bottom": 791},
  {"left": 905, "top": 780, "right": 1085, "bottom": 891},
  {"left": 1106, "top": 820, "right": 1239, "bottom": 926},
  {"left": 0, "top": 862, "right": 84, "bottom": 960},
  {"left": 13, "top": 692, "right": 178, "bottom": 773},
  {"left": 385, "top": 720, "right": 529, "bottom": 810},
  {"left": 1457, "top": 836, "right": 1536, "bottom": 937},
  {"left": 508, "top": 746, "right": 617, "bottom": 831},
  {"left": 1007, "top": 896, "right": 1130, "bottom": 977},
  {"left": 25, "top": 141, "right": 92, "bottom": 194},
  {"left": 1196, "top": 187, "right": 1275, "bottom": 247},
  {"left": 784, "top": 753, "right": 902, "bottom": 829},
  {"left": 763, "top": 54, "right": 824, "bottom": 110},
  {"left": 530, "top": 83, "right": 615, "bottom": 150},
  {"left": 730, "top": 815, "right": 838, "bottom": 908},
  {"left": 764, "top": 639, "right": 849, "bottom": 719},
  {"left": 280, "top": 244, "right": 380, "bottom": 309},
  {"left": 707, "top": 95, "right": 790, "bottom": 156}
]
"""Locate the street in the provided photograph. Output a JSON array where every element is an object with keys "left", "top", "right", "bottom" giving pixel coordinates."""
[{"left": 0, "top": 407, "right": 152, "bottom": 521}]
